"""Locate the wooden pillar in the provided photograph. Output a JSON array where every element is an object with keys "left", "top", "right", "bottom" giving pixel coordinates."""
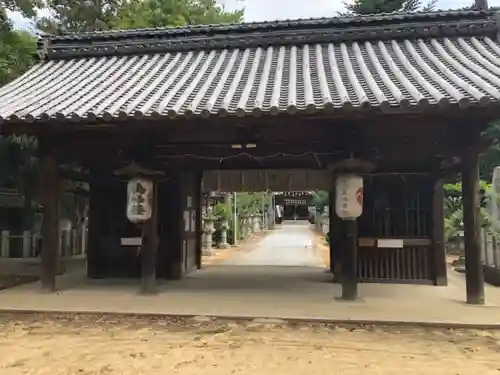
[
  {"left": 328, "top": 188, "right": 343, "bottom": 279},
  {"left": 40, "top": 152, "right": 59, "bottom": 292},
  {"left": 141, "top": 182, "right": 158, "bottom": 294},
  {"left": 328, "top": 190, "right": 335, "bottom": 273},
  {"left": 461, "top": 149, "right": 485, "bottom": 305},
  {"left": 432, "top": 179, "right": 447, "bottom": 286},
  {"left": 87, "top": 171, "right": 100, "bottom": 278},
  {"left": 329, "top": 179, "right": 347, "bottom": 282},
  {"left": 195, "top": 172, "right": 203, "bottom": 269},
  {"left": 164, "top": 174, "right": 183, "bottom": 280},
  {"left": 340, "top": 219, "right": 358, "bottom": 300},
  {"left": 87, "top": 168, "right": 110, "bottom": 278}
]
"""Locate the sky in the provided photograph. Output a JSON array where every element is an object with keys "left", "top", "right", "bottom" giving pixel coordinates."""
[{"left": 7, "top": 0, "right": 500, "bottom": 30}]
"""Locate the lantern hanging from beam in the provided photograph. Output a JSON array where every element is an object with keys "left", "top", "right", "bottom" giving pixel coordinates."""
[
  {"left": 126, "top": 177, "right": 153, "bottom": 223},
  {"left": 115, "top": 162, "right": 164, "bottom": 224},
  {"left": 335, "top": 174, "right": 363, "bottom": 220}
]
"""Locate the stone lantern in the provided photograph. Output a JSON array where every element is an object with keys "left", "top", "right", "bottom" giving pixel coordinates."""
[
  {"left": 251, "top": 212, "right": 261, "bottom": 233},
  {"left": 202, "top": 206, "right": 217, "bottom": 255},
  {"left": 218, "top": 216, "right": 230, "bottom": 249}
]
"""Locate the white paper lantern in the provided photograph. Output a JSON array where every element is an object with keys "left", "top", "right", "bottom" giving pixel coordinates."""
[
  {"left": 335, "top": 174, "right": 364, "bottom": 220},
  {"left": 126, "top": 178, "right": 153, "bottom": 223}
]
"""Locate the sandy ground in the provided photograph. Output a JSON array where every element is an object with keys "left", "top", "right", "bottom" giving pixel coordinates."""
[
  {"left": 314, "top": 232, "right": 330, "bottom": 267},
  {"left": 202, "top": 232, "right": 268, "bottom": 266},
  {"left": 1, "top": 314, "right": 500, "bottom": 375}
]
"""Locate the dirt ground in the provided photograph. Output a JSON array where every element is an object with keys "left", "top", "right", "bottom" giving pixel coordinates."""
[
  {"left": 203, "top": 232, "right": 268, "bottom": 266},
  {"left": 314, "top": 232, "right": 330, "bottom": 268},
  {"left": 1, "top": 314, "right": 500, "bottom": 375}
]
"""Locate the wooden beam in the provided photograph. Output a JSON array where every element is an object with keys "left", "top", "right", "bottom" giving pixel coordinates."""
[
  {"left": 461, "top": 147, "right": 485, "bottom": 305},
  {"left": 1, "top": 106, "right": 498, "bottom": 136},
  {"left": 40, "top": 150, "right": 60, "bottom": 292}
]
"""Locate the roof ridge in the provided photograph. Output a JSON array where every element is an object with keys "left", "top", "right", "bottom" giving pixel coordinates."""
[
  {"left": 39, "top": 9, "right": 498, "bottom": 60},
  {"left": 47, "top": 9, "right": 491, "bottom": 42}
]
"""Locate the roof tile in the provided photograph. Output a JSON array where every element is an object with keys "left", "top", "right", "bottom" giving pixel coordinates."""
[
  {"left": 1, "top": 11, "right": 500, "bottom": 124},
  {"left": 2, "top": 35, "right": 500, "bottom": 123}
]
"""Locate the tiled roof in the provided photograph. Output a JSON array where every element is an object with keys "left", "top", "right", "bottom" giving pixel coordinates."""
[{"left": 0, "top": 10, "right": 500, "bottom": 124}]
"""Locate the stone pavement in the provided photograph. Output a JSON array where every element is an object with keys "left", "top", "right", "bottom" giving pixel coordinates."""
[
  {"left": 223, "top": 221, "right": 323, "bottom": 267},
  {"left": 0, "top": 222, "right": 500, "bottom": 327}
]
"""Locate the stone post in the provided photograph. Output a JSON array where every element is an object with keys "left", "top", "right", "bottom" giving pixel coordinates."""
[
  {"left": 58, "top": 230, "right": 63, "bottom": 257},
  {"left": 321, "top": 209, "right": 330, "bottom": 236},
  {"left": 240, "top": 214, "right": 249, "bottom": 239},
  {"left": 267, "top": 194, "right": 275, "bottom": 230},
  {"left": 1, "top": 230, "right": 9, "bottom": 258},
  {"left": 315, "top": 210, "right": 321, "bottom": 232},
  {"left": 71, "top": 229, "right": 78, "bottom": 255},
  {"left": 22, "top": 231, "right": 31, "bottom": 258},
  {"left": 252, "top": 214, "right": 261, "bottom": 233}
]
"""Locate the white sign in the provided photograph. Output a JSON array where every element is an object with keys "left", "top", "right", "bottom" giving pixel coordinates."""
[
  {"left": 120, "top": 237, "right": 142, "bottom": 246},
  {"left": 377, "top": 239, "right": 404, "bottom": 248},
  {"left": 126, "top": 178, "right": 153, "bottom": 223},
  {"left": 335, "top": 174, "right": 363, "bottom": 220}
]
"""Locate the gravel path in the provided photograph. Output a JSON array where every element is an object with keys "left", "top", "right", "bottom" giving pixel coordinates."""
[{"left": 1, "top": 314, "right": 499, "bottom": 375}]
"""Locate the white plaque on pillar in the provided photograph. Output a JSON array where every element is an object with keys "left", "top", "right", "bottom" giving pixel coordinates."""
[
  {"left": 377, "top": 239, "right": 403, "bottom": 248},
  {"left": 121, "top": 237, "right": 142, "bottom": 246}
]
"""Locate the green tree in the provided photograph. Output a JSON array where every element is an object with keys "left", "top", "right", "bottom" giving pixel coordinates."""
[
  {"left": 37, "top": 0, "right": 124, "bottom": 32},
  {"left": 312, "top": 190, "right": 329, "bottom": 213},
  {"left": 111, "top": 0, "right": 244, "bottom": 29},
  {"left": 0, "top": 28, "right": 36, "bottom": 85},
  {"left": 37, "top": 0, "right": 244, "bottom": 33},
  {"left": 341, "top": 0, "right": 437, "bottom": 15},
  {"left": 480, "top": 121, "right": 500, "bottom": 182},
  {"left": 0, "top": 10, "right": 38, "bottom": 228}
]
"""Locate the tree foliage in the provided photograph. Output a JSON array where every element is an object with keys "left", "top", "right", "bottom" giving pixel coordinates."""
[
  {"left": 480, "top": 121, "right": 500, "bottom": 182},
  {"left": 341, "top": 0, "right": 437, "bottom": 15},
  {"left": 0, "top": 28, "right": 36, "bottom": 85},
  {"left": 0, "top": 4, "right": 38, "bottom": 228},
  {"left": 36, "top": 0, "right": 123, "bottom": 32},
  {"left": 312, "top": 190, "right": 329, "bottom": 213},
  {"left": 111, "top": 0, "right": 244, "bottom": 30},
  {"left": 36, "top": 0, "right": 244, "bottom": 33}
]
